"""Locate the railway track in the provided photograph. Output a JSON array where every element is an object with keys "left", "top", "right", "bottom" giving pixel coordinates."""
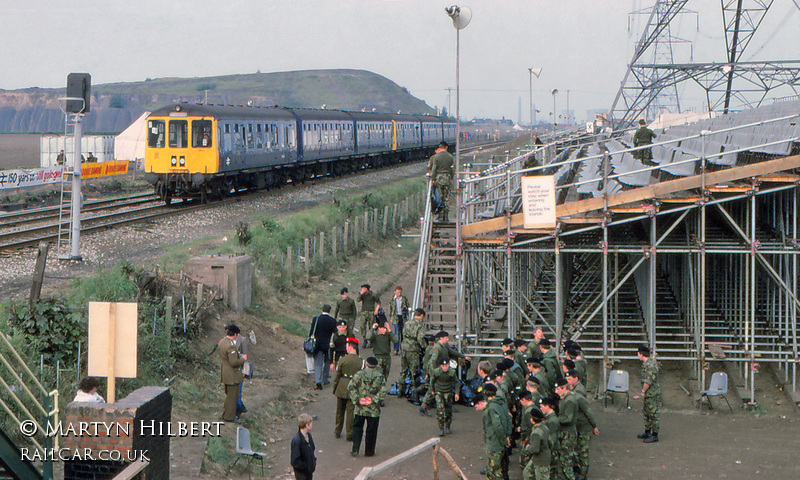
[{"left": 0, "top": 140, "right": 514, "bottom": 253}]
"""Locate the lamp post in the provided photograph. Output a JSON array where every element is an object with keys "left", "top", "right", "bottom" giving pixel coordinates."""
[
  {"left": 528, "top": 67, "right": 542, "bottom": 149},
  {"left": 445, "top": 4, "right": 471, "bottom": 357},
  {"left": 551, "top": 88, "right": 559, "bottom": 136}
]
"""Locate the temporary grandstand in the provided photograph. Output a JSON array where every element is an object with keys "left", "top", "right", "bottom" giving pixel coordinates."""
[{"left": 415, "top": 97, "right": 800, "bottom": 407}]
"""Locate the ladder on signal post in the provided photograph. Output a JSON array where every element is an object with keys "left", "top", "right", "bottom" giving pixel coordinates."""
[{"left": 56, "top": 114, "right": 78, "bottom": 260}]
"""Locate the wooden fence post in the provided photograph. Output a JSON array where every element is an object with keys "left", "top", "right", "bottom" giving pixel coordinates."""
[
  {"left": 320, "top": 231, "right": 325, "bottom": 263},
  {"left": 304, "top": 238, "right": 310, "bottom": 276},
  {"left": 344, "top": 221, "right": 350, "bottom": 252},
  {"left": 382, "top": 205, "right": 389, "bottom": 236},
  {"left": 354, "top": 217, "right": 361, "bottom": 247},
  {"left": 332, "top": 227, "right": 338, "bottom": 258}
]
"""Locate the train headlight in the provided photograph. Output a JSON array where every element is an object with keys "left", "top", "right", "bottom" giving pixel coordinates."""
[
  {"left": 171, "top": 157, "right": 177, "bottom": 166},
  {"left": 179, "top": 156, "right": 186, "bottom": 166}
]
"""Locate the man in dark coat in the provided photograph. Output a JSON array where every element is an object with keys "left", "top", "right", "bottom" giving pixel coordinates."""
[
  {"left": 310, "top": 305, "right": 337, "bottom": 390},
  {"left": 290, "top": 413, "right": 316, "bottom": 480}
]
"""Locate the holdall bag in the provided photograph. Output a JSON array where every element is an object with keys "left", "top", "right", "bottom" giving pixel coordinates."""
[
  {"left": 431, "top": 185, "right": 443, "bottom": 214},
  {"left": 303, "top": 316, "right": 319, "bottom": 354},
  {"left": 242, "top": 361, "right": 254, "bottom": 379}
]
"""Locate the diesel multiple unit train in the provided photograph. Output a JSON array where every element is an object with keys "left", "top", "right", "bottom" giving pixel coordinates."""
[{"left": 143, "top": 103, "right": 457, "bottom": 203}]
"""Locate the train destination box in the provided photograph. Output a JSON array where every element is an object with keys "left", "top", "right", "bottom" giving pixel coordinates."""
[{"left": 185, "top": 254, "right": 252, "bottom": 311}]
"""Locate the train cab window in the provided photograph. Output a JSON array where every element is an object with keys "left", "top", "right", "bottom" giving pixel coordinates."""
[
  {"left": 148, "top": 120, "right": 165, "bottom": 148},
  {"left": 224, "top": 123, "right": 230, "bottom": 133},
  {"left": 168, "top": 120, "right": 188, "bottom": 148},
  {"left": 191, "top": 120, "right": 213, "bottom": 148}
]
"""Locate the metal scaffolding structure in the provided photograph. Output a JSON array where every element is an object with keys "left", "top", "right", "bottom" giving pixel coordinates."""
[{"left": 439, "top": 109, "right": 800, "bottom": 407}]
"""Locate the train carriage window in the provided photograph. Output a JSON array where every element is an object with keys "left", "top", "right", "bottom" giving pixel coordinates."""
[
  {"left": 168, "top": 120, "right": 188, "bottom": 148},
  {"left": 148, "top": 120, "right": 165, "bottom": 148},
  {"left": 191, "top": 120, "right": 213, "bottom": 148}
]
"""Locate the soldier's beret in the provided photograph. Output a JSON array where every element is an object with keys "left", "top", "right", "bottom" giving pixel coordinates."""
[
  {"left": 514, "top": 339, "right": 527, "bottom": 347},
  {"left": 527, "top": 376, "right": 540, "bottom": 385},
  {"left": 563, "top": 359, "right": 575, "bottom": 369},
  {"left": 341, "top": 287, "right": 349, "bottom": 294},
  {"left": 500, "top": 358, "right": 515, "bottom": 369},
  {"left": 501, "top": 337, "right": 514, "bottom": 346},
  {"left": 361, "top": 284, "right": 370, "bottom": 289},
  {"left": 518, "top": 390, "right": 532, "bottom": 401},
  {"left": 435, "top": 331, "right": 449, "bottom": 339},
  {"left": 366, "top": 356, "right": 378, "bottom": 367},
  {"left": 530, "top": 408, "right": 545, "bottom": 421},
  {"left": 346, "top": 337, "right": 359, "bottom": 344},
  {"left": 638, "top": 345, "right": 651, "bottom": 356},
  {"left": 483, "top": 383, "right": 498, "bottom": 393},
  {"left": 526, "top": 356, "right": 542, "bottom": 366},
  {"left": 438, "top": 357, "right": 448, "bottom": 365},
  {"left": 539, "top": 338, "right": 551, "bottom": 347},
  {"left": 565, "top": 369, "right": 579, "bottom": 378},
  {"left": 539, "top": 397, "right": 557, "bottom": 409},
  {"left": 337, "top": 320, "right": 348, "bottom": 327},
  {"left": 555, "top": 378, "right": 569, "bottom": 388},
  {"left": 566, "top": 348, "right": 580, "bottom": 358}
]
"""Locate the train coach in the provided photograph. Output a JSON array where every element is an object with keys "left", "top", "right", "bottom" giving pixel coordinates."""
[{"left": 143, "top": 103, "right": 456, "bottom": 203}]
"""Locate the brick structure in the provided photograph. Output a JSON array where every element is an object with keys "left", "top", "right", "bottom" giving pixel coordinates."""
[
  {"left": 185, "top": 254, "right": 252, "bottom": 311},
  {"left": 63, "top": 387, "right": 171, "bottom": 480}
]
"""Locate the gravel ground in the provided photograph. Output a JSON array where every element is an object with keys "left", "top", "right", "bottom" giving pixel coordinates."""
[{"left": 0, "top": 163, "right": 426, "bottom": 301}]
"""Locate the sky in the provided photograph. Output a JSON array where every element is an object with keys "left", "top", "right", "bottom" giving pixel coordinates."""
[{"left": 2, "top": 0, "right": 799, "bottom": 123}]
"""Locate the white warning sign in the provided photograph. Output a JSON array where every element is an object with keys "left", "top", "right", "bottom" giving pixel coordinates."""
[{"left": 521, "top": 175, "right": 556, "bottom": 229}]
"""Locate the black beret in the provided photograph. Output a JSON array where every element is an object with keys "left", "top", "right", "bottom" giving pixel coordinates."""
[
  {"left": 501, "top": 337, "right": 514, "bottom": 346},
  {"left": 530, "top": 408, "right": 545, "bottom": 421},
  {"left": 435, "top": 331, "right": 450, "bottom": 339},
  {"left": 565, "top": 369, "right": 579, "bottom": 378},
  {"left": 539, "top": 338, "right": 551, "bottom": 347},
  {"left": 361, "top": 284, "right": 370, "bottom": 289},
  {"left": 414, "top": 307, "right": 426, "bottom": 316},
  {"left": 514, "top": 339, "right": 527, "bottom": 347},
  {"left": 518, "top": 390, "right": 532, "bottom": 401},
  {"left": 539, "top": 397, "right": 557, "bottom": 408},
  {"left": 483, "top": 383, "right": 498, "bottom": 393},
  {"left": 566, "top": 348, "right": 580, "bottom": 358},
  {"left": 638, "top": 345, "right": 651, "bottom": 355},
  {"left": 366, "top": 356, "right": 379, "bottom": 367},
  {"left": 337, "top": 319, "right": 348, "bottom": 326},
  {"left": 438, "top": 357, "right": 449, "bottom": 365},
  {"left": 563, "top": 359, "right": 576, "bottom": 369},
  {"left": 527, "top": 376, "right": 540, "bottom": 385},
  {"left": 555, "top": 378, "right": 569, "bottom": 388},
  {"left": 340, "top": 287, "right": 349, "bottom": 294}
]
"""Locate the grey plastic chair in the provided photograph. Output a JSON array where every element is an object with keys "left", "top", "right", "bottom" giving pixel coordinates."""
[
  {"left": 700, "top": 372, "right": 733, "bottom": 412},
  {"left": 227, "top": 426, "right": 266, "bottom": 479},
  {"left": 604, "top": 370, "right": 629, "bottom": 410}
]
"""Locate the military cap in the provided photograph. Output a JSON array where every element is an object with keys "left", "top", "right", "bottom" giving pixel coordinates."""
[
  {"left": 337, "top": 319, "right": 348, "bottom": 327},
  {"left": 483, "top": 383, "right": 498, "bottom": 393},
  {"left": 566, "top": 348, "right": 580, "bottom": 358},
  {"left": 435, "top": 331, "right": 450, "bottom": 339},
  {"left": 565, "top": 369, "right": 579, "bottom": 378},
  {"left": 424, "top": 334, "right": 436, "bottom": 343},
  {"left": 346, "top": 337, "right": 359, "bottom": 344},
  {"left": 563, "top": 359, "right": 576, "bottom": 369},
  {"left": 526, "top": 356, "right": 541, "bottom": 365},
  {"left": 555, "top": 378, "right": 569, "bottom": 388},
  {"left": 539, "top": 397, "right": 557, "bottom": 408},
  {"left": 361, "top": 284, "right": 371, "bottom": 289},
  {"left": 518, "top": 390, "right": 532, "bottom": 401},
  {"left": 527, "top": 376, "right": 540, "bottom": 385},
  {"left": 638, "top": 345, "right": 651, "bottom": 356},
  {"left": 501, "top": 337, "right": 514, "bottom": 346},
  {"left": 514, "top": 339, "right": 528, "bottom": 347},
  {"left": 500, "top": 358, "right": 515, "bottom": 370},
  {"left": 438, "top": 357, "right": 449, "bottom": 365},
  {"left": 539, "top": 338, "right": 551, "bottom": 347},
  {"left": 340, "top": 287, "right": 349, "bottom": 294},
  {"left": 414, "top": 307, "right": 426, "bottom": 316},
  {"left": 366, "top": 356, "right": 379, "bottom": 367},
  {"left": 530, "top": 408, "right": 545, "bottom": 421}
]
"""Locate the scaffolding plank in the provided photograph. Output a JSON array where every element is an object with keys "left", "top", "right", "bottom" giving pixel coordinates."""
[{"left": 462, "top": 154, "right": 800, "bottom": 237}]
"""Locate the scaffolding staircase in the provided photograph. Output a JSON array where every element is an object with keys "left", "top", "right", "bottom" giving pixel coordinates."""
[{"left": 0, "top": 331, "right": 58, "bottom": 480}]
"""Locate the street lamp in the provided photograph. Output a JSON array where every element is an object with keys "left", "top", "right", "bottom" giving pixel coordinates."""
[
  {"left": 445, "top": 4, "right": 471, "bottom": 356},
  {"left": 528, "top": 67, "right": 542, "bottom": 149},
  {"left": 551, "top": 88, "right": 559, "bottom": 136}
]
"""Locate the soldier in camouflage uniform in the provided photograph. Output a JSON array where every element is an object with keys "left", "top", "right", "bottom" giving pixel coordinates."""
[
  {"left": 356, "top": 284, "right": 381, "bottom": 346},
  {"left": 555, "top": 379, "right": 578, "bottom": 480},
  {"left": 566, "top": 370, "right": 599, "bottom": 480},
  {"left": 476, "top": 384, "right": 511, "bottom": 480},
  {"left": 427, "top": 141, "right": 455, "bottom": 223},
  {"left": 398, "top": 308, "right": 426, "bottom": 397},
  {"left": 523, "top": 408, "right": 551, "bottom": 480},
  {"left": 365, "top": 315, "right": 398, "bottom": 379},
  {"left": 539, "top": 397, "right": 561, "bottom": 480},
  {"left": 348, "top": 356, "right": 387, "bottom": 457},
  {"left": 430, "top": 357, "right": 459, "bottom": 436},
  {"left": 420, "top": 331, "right": 470, "bottom": 416},
  {"left": 637, "top": 345, "right": 661, "bottom": 443}
]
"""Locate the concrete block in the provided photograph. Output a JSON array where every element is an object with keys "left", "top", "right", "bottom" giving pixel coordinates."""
[{"left": 185, "top": 254, "right": 251, "bottom": 311}]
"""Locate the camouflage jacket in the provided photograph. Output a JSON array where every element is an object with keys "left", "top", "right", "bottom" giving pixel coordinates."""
[
  {"left": 401, "top": 318, "right": 426, "bottom": 353},
  {"left": 642, "top": 357, "right": 661, "bottom": 397},
  {"left": 348, "top": 367, "right": 386, "bottom": 417},
  {"left": 388, "top": 294, "right": 409, "bottom": 322}
]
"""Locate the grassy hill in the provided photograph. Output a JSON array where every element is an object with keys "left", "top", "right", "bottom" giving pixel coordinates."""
[{"left": 0, "top": 69, "right": 437, "bottom": 133}]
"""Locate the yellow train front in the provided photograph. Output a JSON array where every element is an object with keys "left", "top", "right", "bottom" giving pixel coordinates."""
[{"left": 143, "top": 104, "right": 298, "bottom": 203}]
